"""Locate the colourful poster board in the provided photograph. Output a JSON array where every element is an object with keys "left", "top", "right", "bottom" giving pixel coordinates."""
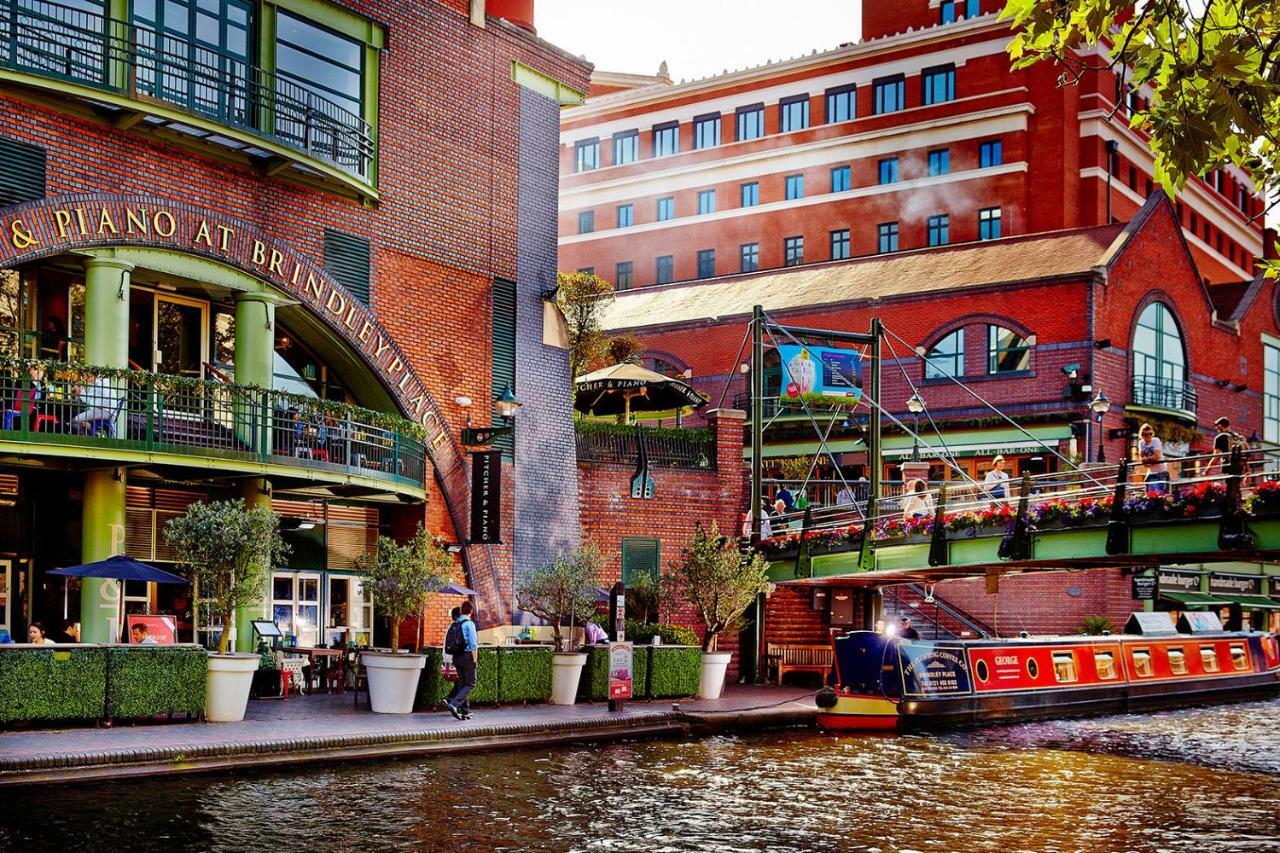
[
  {"left": 778, "top": 344, "right": 862, "bottom": 407},
  {"left": 126, "top": 614, "right": 177, "bottom": 644},
  {"left": 608, "top": 641, "right": 633, "bottom": 699}
]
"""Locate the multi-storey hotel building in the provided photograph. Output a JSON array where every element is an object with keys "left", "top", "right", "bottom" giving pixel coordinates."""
[
  {"left": 0, "top": 0, "right": 589, "bottom": 646},
  {"left": 558, "top": 0, "right": 1267, "bottom": 291}
]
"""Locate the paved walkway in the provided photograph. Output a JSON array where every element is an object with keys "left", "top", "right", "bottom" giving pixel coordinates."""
[{"left": 0, "top": 685, "right": 817, "bottom": 785}]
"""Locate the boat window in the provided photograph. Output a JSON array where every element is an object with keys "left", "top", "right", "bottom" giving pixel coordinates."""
[
  {"left": 1167, "top": 647, "right": 1187, "bottom": 675},
  {"left": 1094, "top": 650, "right": 1118, "bottom": 680},
  {"left": 1230, "top": 643, "right": 1248, "bottom": 672},
  {"left": 1132, "top": 648, "right": 1153, "bottom": 677},
  {"left": 1052, "top": 651, "right": 1078, "bottom": 683},
  {"left": 1200, "top": 646, "right": 1220, "bottom": 673}
]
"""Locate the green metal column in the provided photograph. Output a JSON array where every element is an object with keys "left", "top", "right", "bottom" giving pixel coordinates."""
[
  {"left": 234, "top": 293, "right": 276, "bottom": 453},
  {"left": 868, "top": 318, "right": 883, "bottom": 519},
  {"left": 235, "top": 478, "right": 273, "bottom": 654},
  {"left": 79, "top": 255, "right": 133, "bottom": 643},
  {"left": 750, "top": 305, "right": 764, "bottom": 541}
]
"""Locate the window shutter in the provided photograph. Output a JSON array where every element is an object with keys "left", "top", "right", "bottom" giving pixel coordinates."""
[
  {"left": 323, "top": 229, "right": 371, "bottom": 305},
  {"left": 491, "top": 278, "right": 517, "bottom": 459},
  {"left": 0, "top": 137, "right": 46, "bottom": 206},
  {"left": 621, "top": 537, "right": 659, "bottom": 585}
]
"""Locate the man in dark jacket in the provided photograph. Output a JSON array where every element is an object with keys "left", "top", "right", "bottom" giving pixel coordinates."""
[{"left": 899, "top": 617, "right": 921, "bottom": 640}]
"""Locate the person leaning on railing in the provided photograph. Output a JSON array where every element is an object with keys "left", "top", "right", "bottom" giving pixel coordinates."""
[{"left": 1137, "top": 423, "right": 1170, "bottom": 494}]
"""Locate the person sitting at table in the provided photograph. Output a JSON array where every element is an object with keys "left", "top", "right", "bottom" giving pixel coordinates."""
[
  {"left": 27, "top": 621, "right": 56, "bottom": 644},
  {"left": 130, "top": 623, "right": 158, "bottom": 644},
  {"left": 584, "top": 619, "right": 608, "bottom": 645},
  {"left": 901, "top": 479, "right": 935, "bottom": 523},
  {"left": 72, "top": 376, "right": 120, "bottom": 434}
]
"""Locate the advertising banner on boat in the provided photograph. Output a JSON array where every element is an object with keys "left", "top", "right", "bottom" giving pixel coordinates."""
[
  {"left": 898, "top": 642, "right": 972, "bottom": 697},
  {"left": 778, "top": 344, "right": 862, "bottom": 407}
]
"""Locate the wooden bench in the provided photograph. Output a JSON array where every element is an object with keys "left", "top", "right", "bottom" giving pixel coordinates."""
[{"left": 766, "top": 643, "right": 832, "bottom": 685}]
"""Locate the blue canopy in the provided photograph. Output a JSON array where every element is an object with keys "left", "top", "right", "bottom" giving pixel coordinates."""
[{"left": 49, "top": 555, "right": 189, "bottom": 585}]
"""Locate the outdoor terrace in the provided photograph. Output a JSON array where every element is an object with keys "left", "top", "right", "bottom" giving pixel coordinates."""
[{"left": 0, "top": 361, "right": 426, "bottom": 499}]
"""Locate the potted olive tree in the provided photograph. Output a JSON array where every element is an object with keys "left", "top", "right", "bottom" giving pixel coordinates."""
[
  {"left": 165, "top": 498, "right": 289, "bottom": 722},
  {"left": 516, "top": 544, "right": 600, "bottom": 704},
  {"left": 667, "top": 523, "right": 770, "bottom": 700},
  {"left": 356, "top": 525, "right": 450, "bottom": 713}
]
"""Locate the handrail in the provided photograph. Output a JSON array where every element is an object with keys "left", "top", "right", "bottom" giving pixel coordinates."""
[
  {"left": 1131, "top": 375, "right": 1197, "bottom": 414},
  {"left": 575, "top": 425, "right": 714, "bottom": 469},
  {"left": 1, "top": 0, "right": 374, "bottom": 179},
  {"left": 901, "top": 583, "right": 994, "bottom": 638},
  {"left": 0, "top": 361, "right": 425, "bottom": 489}
]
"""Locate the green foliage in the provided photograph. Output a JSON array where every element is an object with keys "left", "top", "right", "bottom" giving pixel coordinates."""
[
  {"left": 666, "top": 523, "right": 770, "bottom": 653},
  {"left": 580, "top": 643, "right": 651, "bottom": 700},
  {"left": 165, "top": 498, "right": 289, "bottom": 654},
  {"left": 625, "top": 620, "right": 700, "bottom": 647},
  {"left": 1004, "top": 0, "right": 1279, "bottom": 270},
  {"left": 557, "top": 270, "right": 616, "bottom": 379},
  {"left": 356, "top": 524, "right": 451, "bottom": 652},
  {"left": 573, "top": 419, "right": 712, "bottom": 444},
  {"left": 1081, "top": 616, "right": 1113, "bottom": 636},
  {"left": 106, "top": 646, "right": 207, "bottom": 719},
  {"left": 0, "top": 646, "right": 106, "bottom": 724},
  {"left": 606, "top": 333, "right": 644, "bottom": 367},
  {"left": 516, "top": 545, "right": 601, "bottom": 651},
  {"left": 626, "top": 571, "right": 660, "bottom": 624},
  {"left": 414, "top": 647, "right": 500, "bottom": 710},
  {"left": 498, "top": 647, "right": 554, "bottom": 702},
  {"left": 647, "top": 646, "right": 702, "bottom": 698}
]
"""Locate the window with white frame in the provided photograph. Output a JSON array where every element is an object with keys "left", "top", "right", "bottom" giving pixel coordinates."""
[
  {"left": 1132, "top": 302, "right": 1186, "bottom": 408},
  {"left": 273, "top": 572, "right": 321, "bottom": 647},
  {"left": 325, "top": 575, "right": 372, "bottom": 647},
  {"left": 1265, "top": 342, "right": 1280, "bottom": 444}
]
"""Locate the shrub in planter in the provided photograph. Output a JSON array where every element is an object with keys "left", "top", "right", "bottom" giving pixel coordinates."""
[
  {"left": 647, "top": 646, "right": 702, "bottom": 698},
  {"left": 516, "top": 545, "right": 601, "bottom": 652},
  {"left": 578, "top": 645, "right": 652, "bottom": 700},
  {"left": 106, "top": 645, "right": 207, "bottom": 719},
  {"left": 498, "top": 647, "right": 554, "bottom": 703},
  {"left": 625, "top": 621, "right": 699, "bottom": 647},
  {"left": 665, "top": 523, "right": 769, "bottom": 654},
  {"left": 0, "top": 646, "right": 106, "bottom": 724}
]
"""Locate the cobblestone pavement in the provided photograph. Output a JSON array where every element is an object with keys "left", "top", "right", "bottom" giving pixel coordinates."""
[{"left": 0, "top": 685, "right": 817, "bottom": 768}]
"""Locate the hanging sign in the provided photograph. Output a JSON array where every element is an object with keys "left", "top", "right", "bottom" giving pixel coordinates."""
[
  {"left": 1208, "top": 574, "right": 1261, "bottom": 596},
  {"left": 1131, "top": 574, "right": 1157, "bottom": 601},
  {"left": 778, "top": 344, "right": 862, "bottom": 407},
  {"left": 469, "top": 450, "right": 503, "bottom": 544}
]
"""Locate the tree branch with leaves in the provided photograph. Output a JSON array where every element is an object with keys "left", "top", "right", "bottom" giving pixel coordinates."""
[
  {"left": 665, "top": 523, "right": 770, "bottom": 653},
  {"left": 516, "top": 544, "right": 601, "bottom": 651},
  {"left": 1004, "top": 0, "right": 1279, "bottom": 269},
  {"left": 356, "top": 524, "right": 452, "bottom": 653}
]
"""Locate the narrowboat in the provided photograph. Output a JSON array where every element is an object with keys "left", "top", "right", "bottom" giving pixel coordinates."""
[{"left": 815, "top": 611, "right": 1280, "bottom": 731}]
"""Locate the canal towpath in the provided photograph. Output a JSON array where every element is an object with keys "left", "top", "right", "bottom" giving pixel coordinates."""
[{"left": 0, "top": 685, "right": 817, "bottom": 786}]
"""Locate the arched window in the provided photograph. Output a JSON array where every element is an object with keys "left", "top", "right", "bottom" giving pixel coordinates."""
[
  {"left": 987, "top": 325, "right": 1030, "bottom": 374},
  {"left": 924, "top": 329, "right": 964, "bottom": 379},
  {"left": 1132, "top": 302, "right": 1187, "bottom": 408}
]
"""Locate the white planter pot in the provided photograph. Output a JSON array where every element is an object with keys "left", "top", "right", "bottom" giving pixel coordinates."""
[
  {"left": 205, "top": 653, "right": 260, "bottom": 723},
  {"left": 363, "top": 652, "right": 426, "bottom": 714},
  {"left": 551, "top": 652, "right": 588, "bottom": 705},
  {"left": 699, "top": 652, "right": 733, "bottom": 700}
]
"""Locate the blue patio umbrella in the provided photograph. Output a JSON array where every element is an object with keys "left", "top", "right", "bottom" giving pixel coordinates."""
[{"left": 49, "top": 555, "right": 189, "bottom": 584}]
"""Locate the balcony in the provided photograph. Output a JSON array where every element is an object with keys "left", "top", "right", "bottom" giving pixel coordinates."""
[
  {"left": 1130, "top": 376, "right": 1198, "bottom": 420},
  {"left": 575, "top": 422, "right": 714, "bottom": 469},
  {"left": 0, "top": 362, "right": 425, "bottom": 498},
  {"left": 0, "top": 0, "right": 374, "bottom": 190}
]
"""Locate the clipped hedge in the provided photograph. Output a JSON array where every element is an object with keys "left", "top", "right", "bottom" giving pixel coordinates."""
[
  {"left": 579, "top": 643, "right": 654, "bottom": 700},
  {"left": 647, "top": 646, "right": 702, "bottom": 698},
  {"left": 414, "top": 646, "right": 499, "bottom": 710},
  {"left": 0, "top": 645, "right": 107, "bottom": 724},
  {"left": 106, "top": 645, "right": 207, "bottom": 719},
  {"left": 498, "top": 646, "right": 553, "bottom": 703}
]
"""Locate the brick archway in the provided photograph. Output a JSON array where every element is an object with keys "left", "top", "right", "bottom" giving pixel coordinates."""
[{"left": 0, "top": 193, "right": 502, "bottom": 624}]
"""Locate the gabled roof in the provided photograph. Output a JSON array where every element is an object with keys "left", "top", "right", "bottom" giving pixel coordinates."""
[{"left": 601, "top": 224, "right": 1129, "bottom": 332}]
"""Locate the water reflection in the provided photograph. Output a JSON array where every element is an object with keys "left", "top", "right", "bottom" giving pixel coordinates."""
[{"left": 3, "top": 699, "right": 1279, "bottom": 852}]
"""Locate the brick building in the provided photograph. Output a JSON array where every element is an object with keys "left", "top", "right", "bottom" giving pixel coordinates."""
[
  {"left": 0, "top": 0, "right": 590, "bottom": 648},
  {"left": 557, "top": 0, "right": 1266, "bottom": 293}
]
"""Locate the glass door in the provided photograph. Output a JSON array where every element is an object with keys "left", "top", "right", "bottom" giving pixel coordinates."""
[
  {"left": 272, "top": 572, "right": 321, "bottom": 647},
  {"left": 154, "top": 294, "right": 208, "bottom": 418}
]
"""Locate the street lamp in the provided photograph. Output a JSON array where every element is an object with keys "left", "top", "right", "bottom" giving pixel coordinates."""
[
  {"left": 906, "top": 392, "right": 925, "bottom": 462},
  {"left": 1089, "top": 389, "right": 1111, "bottom": 463},
  {"left": 461, "top": 384, "right": 523, "bottom": 445}
]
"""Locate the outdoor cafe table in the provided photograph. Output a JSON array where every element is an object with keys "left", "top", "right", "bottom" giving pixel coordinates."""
[{"left": 283, "top": 647, "right": 344, "bottom": 693}]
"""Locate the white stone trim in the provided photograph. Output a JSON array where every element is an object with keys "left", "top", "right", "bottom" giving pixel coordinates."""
[
  {"left": 562, "top": 101, "right": 1032, "bottom": 209},
  {"left": 561, "top": 36, "right": 1013, "bottom": 144},
  {"left": 560, "top": 162, "right": 1028, "bottom": 246}
]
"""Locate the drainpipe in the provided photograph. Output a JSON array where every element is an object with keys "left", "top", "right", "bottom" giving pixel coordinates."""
[{"left": 1105, "top": 140, "right": 1119, "bottom": 224}]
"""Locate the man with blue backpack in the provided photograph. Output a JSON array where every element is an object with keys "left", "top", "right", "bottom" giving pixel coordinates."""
[{"left": 444, "top": 601, "right": 478, "bottom": 720}]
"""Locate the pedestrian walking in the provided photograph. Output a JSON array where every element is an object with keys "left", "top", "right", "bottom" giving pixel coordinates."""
[
  {"left": 444, "top": 601, "right": 478, "bottom": 721},
  {"left": 1137, "top": 423, "right": 1169, "bottom": 494}
]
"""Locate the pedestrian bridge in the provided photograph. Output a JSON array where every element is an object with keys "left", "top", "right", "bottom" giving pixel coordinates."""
[{"left": 760, "top": 449, "right": 1280, "bottom": 588}]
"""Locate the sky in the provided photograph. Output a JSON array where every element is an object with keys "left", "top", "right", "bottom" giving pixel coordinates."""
[{"left": 536, "top": 0, "right": 861, "bottom": 82}]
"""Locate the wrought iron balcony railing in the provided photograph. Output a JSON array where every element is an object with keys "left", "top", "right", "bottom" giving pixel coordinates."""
[
  {"left": 0, "top": 363, "right": 425, "bottom": 490},
  {"left": 575, "top": 424, "right": 714, "bottom": 469},
  {"left": 0, "top": 0, "right": 374, "bottom": 180},
  {"left": 1131, "top": 375, "right": 1197, "bottom": 416}
]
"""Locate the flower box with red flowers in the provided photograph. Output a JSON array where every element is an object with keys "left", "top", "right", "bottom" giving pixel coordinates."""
[{"left": 1246, "top": 479, "right": 1280, "bottom": 518}]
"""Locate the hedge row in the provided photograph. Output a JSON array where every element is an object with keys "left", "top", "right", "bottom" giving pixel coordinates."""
[
  {"left": 106, "top": 646, "right": 206, "bottom": 719},
  {"left": 0, "top": 644, "right": 208, "bottom": 724},
  {"left": 578, "top": 645, "right": 701, "bottom": 701}
]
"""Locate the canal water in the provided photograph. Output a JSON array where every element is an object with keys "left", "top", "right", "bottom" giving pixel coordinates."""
[{"left": 3, "top": 698, "right": 1280, "bottom": 852}]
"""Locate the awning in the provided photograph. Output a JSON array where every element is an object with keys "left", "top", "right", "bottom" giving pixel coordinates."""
[
  {"left": 1159, "top": 591, "right": 1234, "bottom": 608},
  {"left": 752, "top": 425, "right": 1072, "bottom": 461},
  {"left": 1214, "top": 594, "right": 1280, "bottom": 611}
]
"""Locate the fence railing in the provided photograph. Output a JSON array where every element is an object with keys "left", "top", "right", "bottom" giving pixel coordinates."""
[
  {"left": 0, "top": 364, "right": 425, "bottom": 489},
  {"left": 1131, "top": 375, "right": 1197, "bottom": 416},
  {"left": 0, "top": 0, "right": 374, "bottom": 179},
  {"left": 575, "top": 425, "right": 714, "bottom": 469}
]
